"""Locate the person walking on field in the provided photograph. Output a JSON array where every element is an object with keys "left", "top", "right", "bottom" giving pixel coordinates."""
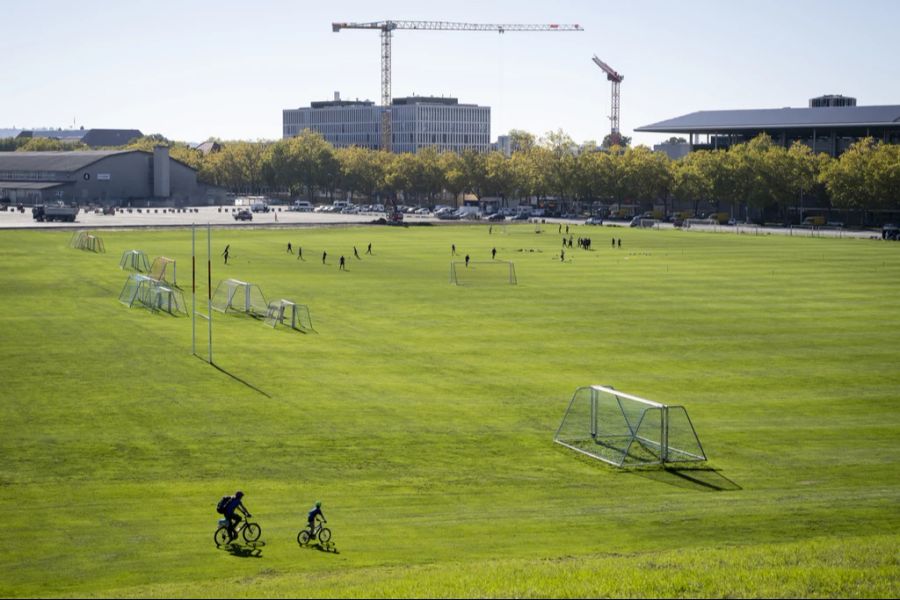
[
  {"left": 322, "top": 250, "right": 327, "bottom": 264},
  {"left": 465, "top": 254, "right": 470, "bottom": 268},
  {"left": 297, "top": 247, "right": 304, "bottom": 261},
  {"left": 287, "top": 242, "right": 293, "bottom": 254},
  {"left": 452, "top": 244, "right": 457, "bottom": 256},
  {"left": 354, "top": 246, "right": 361, "bottom": 260},
  {"left": 491, "top": 247, "right": 497, "bottom": 260},
  {"left": 339, "top": 255, "right": 346, "bottom": 270},
  {"left": 366, "top": 243, "right": 372, "bottom": 255},
  {"left": 222, "top": 244, "right": 230, "bottom": 265}
]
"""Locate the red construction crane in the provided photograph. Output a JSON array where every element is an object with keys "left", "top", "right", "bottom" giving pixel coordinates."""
[
  {"left": 332, "top": 20, "right": 584, "bottom": 152},
  {"left": 591, "top": 55, "right": 624, "bottom": 146}
]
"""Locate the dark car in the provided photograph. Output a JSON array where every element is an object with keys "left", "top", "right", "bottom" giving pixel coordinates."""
[
  {"left": 487, "top": 212, "right": 506, "bottom": 221},
  {"left": 234, "top": 209, "right": 253, "bottom": 221}
]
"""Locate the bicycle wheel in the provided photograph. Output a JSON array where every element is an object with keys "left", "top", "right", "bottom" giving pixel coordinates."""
[
  {"left": 318, "top": 528, "right": 331, "bottom": 543},
  {"left": 242, "top": 522, "right": 261, "bottom": 543},
  {"left": 214, "top": 527, "right": 231, "bottom": 546},
  {"left": 297, "top": 530, "right": 310, "bottom": 545}
]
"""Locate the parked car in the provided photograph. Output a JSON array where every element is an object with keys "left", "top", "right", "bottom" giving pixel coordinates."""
[
  {"left": 488, "top": 212, "right": 506, "bottom": 221},
  {"left": 234, "top": 209, "right": 253, "bottom": 221},
  {"left": 512, "top": 213, "right": 529, "bottom": 221},
  {"left": 584, "top": 216, "right": 604, "bottom": 225}
]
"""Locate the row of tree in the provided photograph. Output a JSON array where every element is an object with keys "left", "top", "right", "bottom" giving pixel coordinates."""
[{"left": 3, "top": 130, "right": 899, "bottom": 217}]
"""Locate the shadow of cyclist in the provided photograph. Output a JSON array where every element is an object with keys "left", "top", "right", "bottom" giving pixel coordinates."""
[{"left": 223, "top": 540, "right": 265, "bottom": 558}]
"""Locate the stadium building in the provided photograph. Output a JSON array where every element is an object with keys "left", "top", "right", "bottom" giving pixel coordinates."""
[
  {"left": 0, "top": 147, "right": 225, "bottom": 206},
  {"left": 637, "top": 95, "right": 900, "bottom": 157},
  {"left": 283, "top": 93, "right": 491, "bottom": 153}
]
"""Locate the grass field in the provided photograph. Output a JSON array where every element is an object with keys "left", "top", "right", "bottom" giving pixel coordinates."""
[{"left": 1, "top": 222, "right": 898, "bottom": 598}]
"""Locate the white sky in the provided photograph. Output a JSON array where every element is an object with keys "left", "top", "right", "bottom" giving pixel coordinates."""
[{"left": 2, "top": 0, "right": 898, "bottom": 147}]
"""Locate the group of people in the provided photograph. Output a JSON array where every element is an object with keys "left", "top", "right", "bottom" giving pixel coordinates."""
[
  {"left": 217, "top": 491, "right": 325, "bottom": 543},
  {"left": 221, "top": 242, "right": 373, "bottom": 269}
]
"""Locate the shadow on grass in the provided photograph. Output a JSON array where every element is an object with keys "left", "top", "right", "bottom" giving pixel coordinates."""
[
  {"left": 200, "top": 359, "right": 271, "bottom": 398},
  {"left": 299, "top": 541, "right": 340, "bottom": 554},
  {"left": 223, "top": 540, "right": 265, "bottom": 558},
  {"left": 631, "top": 466, "right": 742, "bottom": 492}
]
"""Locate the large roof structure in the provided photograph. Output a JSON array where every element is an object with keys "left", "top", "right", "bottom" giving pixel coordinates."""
[
  {"left": 637, "top": 105, "right": 900, "bottom": 133},
  {"left": 0, "top": 150, "right": 135, "bottom": 173}
]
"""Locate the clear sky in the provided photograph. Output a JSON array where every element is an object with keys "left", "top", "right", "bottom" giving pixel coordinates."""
[{"left": 2, "top": 0, "right": 898, "bottom": 147}]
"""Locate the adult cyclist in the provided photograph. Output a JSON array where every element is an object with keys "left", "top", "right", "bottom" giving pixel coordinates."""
[
  {"left": 223, "top": 491, "right": 251, "bottom": 541},
  {"left": 306, "top": 500, "right": 326, "bottom": 537}
]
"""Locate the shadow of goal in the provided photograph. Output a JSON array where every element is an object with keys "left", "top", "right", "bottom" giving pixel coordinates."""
[{"left": 554, "top": 385, "right": 707, "bottom": 468}]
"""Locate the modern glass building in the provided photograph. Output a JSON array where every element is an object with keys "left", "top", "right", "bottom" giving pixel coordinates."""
[{"left": 283, "top": 94, "right": 490, "bottom": 154}]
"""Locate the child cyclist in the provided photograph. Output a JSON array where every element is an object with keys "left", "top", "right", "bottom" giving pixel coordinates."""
[{"left": 307, "top": 500, "right": 326, "bottom": 536}]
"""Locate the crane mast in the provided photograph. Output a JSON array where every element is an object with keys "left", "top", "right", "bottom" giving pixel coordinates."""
[
  {"left": 333, "top": 20, "right": 584, "bottom": 152},
  {"left": 591, "top": 55, "right": 624, "bottom": 146}
]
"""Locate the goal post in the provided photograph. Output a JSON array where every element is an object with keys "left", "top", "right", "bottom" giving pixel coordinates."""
[
  {"left": 450, "top": 260, "right": 517, "bottom": 286},
  {"left": 119, "top": 249, "right": 151, "bottom": 273},
  {"left": 264, "top": 299, "right": 314, "bottom": 331},
  {"left": 554, "top": 385, "right": 707, "bottom": 467},
  {"left": 70, "top": 230, "right": 105, "bottom": 253},
  {"left": 211, "top": 278, "right": 268, "bottom": 317},
  {"left": 117, "top": 273, "right": 186, "bottom": 315},
  {"left": 149, "top": 256, "right": 177, "bottom": 286}
]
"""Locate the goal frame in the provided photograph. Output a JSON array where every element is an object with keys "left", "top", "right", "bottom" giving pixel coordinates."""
[
  {"left": 211, "top": 278, "right": 268, "bottom": 317},
  {"left": 149, "top": 256, "right": 177, "bottom": 286},
  {"left": 119, "top": 249, "right": 151, "bottom": 273},
  {"left": 264, "top": 299, "right": 314, "bottom": 331},
  {"left": 554, "top": 385, "right": 707, "bottom": 468},
  {"left": 449, "top": 260, "right": 517, "bottom": 285}
]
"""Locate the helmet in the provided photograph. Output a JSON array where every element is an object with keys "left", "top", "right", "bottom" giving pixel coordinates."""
[
  {"left": 315, "top": 500, "right": 321, "bottom": 508},
  {"left": 235, "top": 491, "right": 244, "bottom": 498}
]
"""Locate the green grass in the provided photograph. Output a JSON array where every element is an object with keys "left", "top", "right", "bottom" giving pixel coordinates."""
[{"left": 1, "top": 223, "right": 898, "bottom": 598}]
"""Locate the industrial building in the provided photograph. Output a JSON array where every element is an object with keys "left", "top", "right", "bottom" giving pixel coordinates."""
[
  {"left": 283, "top": 93, "right": 491, "bottom": 154},
  {"left": 636, "top": 96, "right": 900, "bottom": 157},
  {"left": 0, "top": 147, "right": 225, "bottom": 206}
]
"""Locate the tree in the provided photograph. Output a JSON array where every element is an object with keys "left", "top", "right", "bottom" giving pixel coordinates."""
[
  {"left": 821, "top": 138, "right": 900, "bottom": 216},
  {"left": 601, "top": 133, "right": 632, "bottom": 149},
  {"left": 507, "top": 129, "right": 535, "bottom": 153}
]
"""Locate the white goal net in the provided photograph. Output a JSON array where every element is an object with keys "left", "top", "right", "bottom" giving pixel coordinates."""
[
  {"left": 211, "top": 278, "right": 268, "bottom": 317},
  {"left": 555, "top": 385, "right": 707, "bottom": 467},
  {"left": 264, "top": 299, "right": 313, "bottom": 331}
]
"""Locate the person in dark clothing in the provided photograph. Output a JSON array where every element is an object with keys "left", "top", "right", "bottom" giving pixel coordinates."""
[
  {"left": 322, "top": 250, "right": 327, "bottom": 264},
  {"left": 297, "top": 247, "right": 304, "bottom": 261},
  {"left": 222, "top": 245, "right": 230, "bottom": 265},
  {"left": 354, "top": 246, "right": 361, "bottom": 260},
  {"left": 222, "top": 491, "right": 251, "bottom": 541},
  {"left": 618, "top": 238, "right": 622, "bottom": 248},
  {"left": 611, "top": 237, "right": 616, "bottom": 248},
  {"left": 306, "top": 500, "right": 326, "bottom": 538},
  {"left": 452, "top": 244, "right": 457, "bottom": 256},
  {"left": 287, "top": 242, "right": 293, "bottom": 254},
  {"left": 561, "top": 249, "right": 565, "bottom": 262},
  {"left": 339, "top": 255, "right": 346, "bottom": 270},
  {"left": 491, "top": 247, "right": 497, "bottom": 260},
  {"left": 366, "top": 243, "right": 372, "bottom": 255},
  {"left": 465, "top": 254, "right": 470, "bottom": 268}
]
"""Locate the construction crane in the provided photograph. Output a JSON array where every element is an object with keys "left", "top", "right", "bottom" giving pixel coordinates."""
[
  {"left": 333, "top": 20, "right": 584, "bottom": 152},
  {"left": 591, "top": 55, "right": 624, "bottom": 146}
]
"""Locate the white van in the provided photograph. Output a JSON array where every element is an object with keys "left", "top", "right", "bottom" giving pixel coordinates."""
[
  {"left": 292, "top": 200, "right": 313, "bottom": 212},
  {"left": 332, "top": 200, "right": 351, "bottom": 210}
]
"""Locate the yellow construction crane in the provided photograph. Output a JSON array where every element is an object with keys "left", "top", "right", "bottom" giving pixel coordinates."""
[{"left": 332, "top": 20, "right": 584, "bottom": 151}]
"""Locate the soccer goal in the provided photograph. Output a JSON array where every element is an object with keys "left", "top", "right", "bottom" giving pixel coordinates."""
[
  {"left": 264, "top": 299, "right": 314, "bottom": 331},
  {"left": 683, "top": 218, "right": 717, "bottom": 229},
  {"left": 149, "top": 256, "right": 177, "bottom": 286},
  {"left": 118, "top": 274, "right": 186, "bottom": 315},
  {"left": 69, "top": 230, "right": 105, "bottom": 253},
  {"left": 450, "top": 261, "right": 517, "bottom": 286},
  {"left": 211, "top": 278, "right": 267, "bottom": 317},
  {"left": 119, "top": 249, "right": 151, "bottom": 272},
  {"left": 554, "top": 385, "right": 707, "bottom": 467},
  {"left": 638, "top": 218, "right": 661, "bottom": 229}
]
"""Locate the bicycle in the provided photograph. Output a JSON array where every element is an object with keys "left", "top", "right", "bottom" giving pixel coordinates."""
[
  {"left": 214, "top": 514, "right": 261, "bottom": 546},
  {"left": 297, "top": 517, "right": 331, "bottom": 546}
]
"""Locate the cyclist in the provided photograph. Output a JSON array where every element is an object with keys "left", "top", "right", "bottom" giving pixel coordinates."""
[
  {"left": 306, "top": 500, "right": 326, "bottom": 537},
  {"left": 223, "top": 491, "right": 251, "bottom": 541}
]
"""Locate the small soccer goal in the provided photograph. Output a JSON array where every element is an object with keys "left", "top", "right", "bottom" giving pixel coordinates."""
[
  {"left": 264, "top": 299, "right": 314, "bottom": 331},
  {"left": 638, "top": 218, "right": 661, "bottom": 229},
  {"left": 683, "top": 218, "right": 718, "bottom": 229},
  {"left": 450, "top": 261, "right": 517, "bottom": 286},
  {"left": 149, "top": 256, "right": 177, "bottom": 286},
  {"left": 69, "top": 230, "right": 105, "bottom": 253},
  {"left": 554, "top": 385, "right": 707, "bottom": 468},
  {"left": 119, "top": 250, "right": 151, "bottom": 272},
  {"left": 118, "top": 273, "right": 187, "bottom": 315},
  {"left": 211, "top": 278, "right": 267, "bottom": 317}
]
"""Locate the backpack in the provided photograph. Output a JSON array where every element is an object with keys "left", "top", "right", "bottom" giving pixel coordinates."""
[{"left": 216, "top": 495, "right": 232, "bottom": 514}]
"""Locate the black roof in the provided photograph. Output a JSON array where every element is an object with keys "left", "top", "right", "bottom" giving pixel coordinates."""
[{"left": 637, "top": 105, "right": 900, "bottom": 133}]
